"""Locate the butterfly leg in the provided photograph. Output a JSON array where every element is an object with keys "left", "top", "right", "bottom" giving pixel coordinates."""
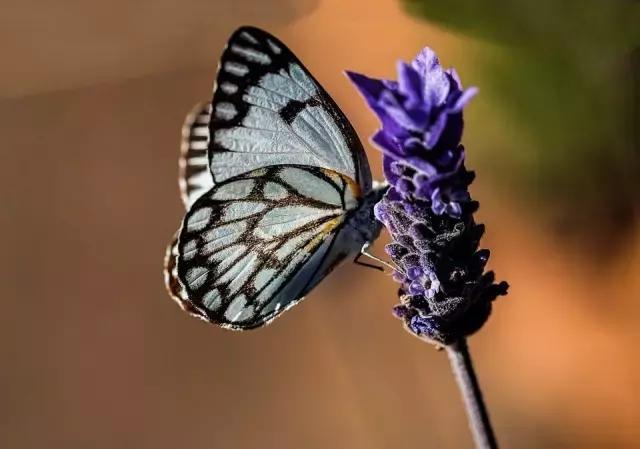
[
  {"left": 355, "top": 242, "right": 400, "bottom": 273},
  {"left": 354, "top": 252, "right": 384, "bottom": 271}
]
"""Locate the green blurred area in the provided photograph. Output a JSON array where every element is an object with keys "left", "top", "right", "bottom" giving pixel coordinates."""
[{"left": 403, "top": 0, "right": 640, "bottom": 250}]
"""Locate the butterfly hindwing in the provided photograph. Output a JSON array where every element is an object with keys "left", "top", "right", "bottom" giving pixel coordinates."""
[
  {"left": 208, "top": 26, "right": 372, "bottom": 192},
  {"left": 164, "top": 233, "right": 208, "bottom": 319},
  {"left": 176, "top": 165, "right": 361, "bottom": 329}
]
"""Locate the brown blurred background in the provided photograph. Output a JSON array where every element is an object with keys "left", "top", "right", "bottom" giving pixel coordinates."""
[{"left": 2, "top": 0, "right": 639, "bottom": 448}]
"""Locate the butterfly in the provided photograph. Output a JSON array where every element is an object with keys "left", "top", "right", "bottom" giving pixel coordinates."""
[{"left": 164, "top": 26, "right": 387, "bottom": 330}]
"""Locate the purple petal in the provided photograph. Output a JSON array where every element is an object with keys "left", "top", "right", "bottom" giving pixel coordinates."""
[
  {"left": 409, "top": 315, "right": 435, "bottom": 335},
  {"left": 378, "top": 90, "right": 423, "bottom": 132},
  {"left": 347, "top": 71, "right": 405, "bottom": 129},
  {"left": 413, "top": 172, "right": 429, "bottom": 185},
  {"left": 386, "top": 243, "right": 407, "bottom": 259},
  {"left": 389, "top": 160, "right": 408, "bottom": 176},
  {"left": 450, "top": 86, "right": 478, "bottom": 113},
  {"left": 409, "top": 223, "right": 430, "bottom": 240},
  {"left": 412, "top": 162, "right": 438, "bottom": 178},
  {"left": 397, "top": 61, "right": 423, "bottom": 105},
  {"left": 409, "top": 281, "right": 425, "bottom": 295},
  {"left": 386, "top": 184, "right": 402, "bottom": 201},
  {"left": 412, "top": 48, "right": 449, "bottom": 107},
  {"left": 381, "top": 117, "right": 411, "bottom": 141},
  {"left": 404, "top": 155, "right": 442, "bottom": 176},
  {"left": 450, "top": 189, "right": 471, "bottom": 202},
  {"left": 426, "top": 113, "right": 449, "bottom": 148},
  {"left": 373, "top": 202, "right": 389, "bottom": 223},
  {"left": 411, "top": 47, "right": 440, "bottom": 76},
  {"left": 392, "top": 305, "right": 409, "bottom": 319},
  {"left": 372, "top": 129, "right": 401, "bottom": 155},
  {"left": 431, "top": 200, "right": 447, "bottom": 216},
  {"left": 382, "top": 79, "right": 399, "bottom": 90},
  {"left": 430, "top": 154, "right": 465, "bottom": 184},
  {"left": 446, "top": 68, "right": 463, "bottom": 90},
  {"left": 403, "top": 136, "right": 426, "bottom": 153},
  {"left": 446, "top": 202, "right": 462, "bottom": 218},
  {"left": 407, "top": 266, "right": 423, "bottom": 280},
  {"left": 396, "top": 178, "right": 414, "bottom": 195},
  {"left": 378, "top": 144, "right": 412, "bottom": 165},
  {"left": 414, "top": 182, "right": 434, "bottom": 200},
  {"left": 345, "top": 70, "right": 387, "bottom": 107}
]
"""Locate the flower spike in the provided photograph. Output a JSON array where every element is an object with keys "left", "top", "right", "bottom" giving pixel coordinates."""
[{"left": 348, "top": 48, "right": 507, "bottom": 345}]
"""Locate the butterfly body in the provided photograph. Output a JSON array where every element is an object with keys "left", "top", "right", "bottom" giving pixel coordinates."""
[{"left": 164, "top": 27, "right": 385, "bottom": 329}]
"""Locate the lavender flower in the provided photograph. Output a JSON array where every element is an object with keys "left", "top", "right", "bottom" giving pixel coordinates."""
[{"left": 348, "top": 48, "right": 508, "bottom": 345}]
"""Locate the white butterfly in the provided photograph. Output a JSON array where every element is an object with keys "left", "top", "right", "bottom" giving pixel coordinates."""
[{"left": 164, "top": 26, "right": 386, "bottom": 330}]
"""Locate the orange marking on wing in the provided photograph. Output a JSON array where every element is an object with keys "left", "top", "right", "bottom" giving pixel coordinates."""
[
  {"left": 320, "top": 168, "right": 362, "bottom": 199},
  {"left": 303, "top": 216, "right": 344, "bottom": 251}
]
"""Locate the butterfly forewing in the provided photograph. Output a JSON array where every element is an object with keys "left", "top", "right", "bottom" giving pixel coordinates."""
[
  {"left": 208, "top": 26, "right": 372, "bottom": 191},
  {"left": 176, "top": 165, "right": 360, "bottom": 329},
  {"left": 179, "top": 102, "right": 214, "bottom": 208}
]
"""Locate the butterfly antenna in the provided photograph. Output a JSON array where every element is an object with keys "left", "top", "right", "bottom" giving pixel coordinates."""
[{"left": 355, "top": 242, "right": 403, "bottom": 274}]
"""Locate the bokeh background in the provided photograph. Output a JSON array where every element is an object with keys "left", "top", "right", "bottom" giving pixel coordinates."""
[{"left": 2, "top": 0, "right": 639, "bottom": 448}]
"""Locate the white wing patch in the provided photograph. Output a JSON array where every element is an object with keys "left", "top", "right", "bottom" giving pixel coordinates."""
[
  {"left": 222, "top": 201, "right": 267, "bottom": 221},
  {"left": 292, "top": 105, "right": 354, "bottom": 170},
  {"left": 255, "top": 206, "right": 338, "bottom": 239},
  {"left": 225, "top": 295, "right": 252, "bottom": 322},
  {"left": 211, "top": 179, "right": 255, "bottom": 200},
  {"left": 263, "top": 181, "right": 289, "bottom": 200},
  {"left": 278, "top": 166, "right": 344, "bottom": 206},
  {"left": 254, "top": 268, "right": 277, "bottom": 291},
  {"left": 209, "top": 244, "right": 246, "bottom": 266},
  {"left": 267, "top": 39, "right": 281, "bottom": 54},
  {"left": 202, "top": 221, "right": 247, "bottom": 249},
  {"left": 202, "top": 289, "right": 222, "bottom": 310},
  {"left": 230, "top": 44, "right": 272, "bottom": 65},
  {"left": 224, "top": 61, "right": 249, "bottom": 77},
  {"left": 186, "top": 207, "right": 213, "bottom": 232},
  {"left": 176, "top": 165, "right": 361, "bottom": 329},
  {"left": 273, "top": 229, "right": 317, "bottom": 260},
  {"left": 215, "top": 102, "right": 237, "bottom": 120},
  {"left": 259, "top": 68, "right": 315, "bottom": 102},
  {"left": 186, "top": 266, "right": 209, "bottom": 289},
  {"left": 240, "top": 30, "right": 259, "bottom": 45},
  {"left": 219, "top": 82, "right": 238, "bottom": 94}
]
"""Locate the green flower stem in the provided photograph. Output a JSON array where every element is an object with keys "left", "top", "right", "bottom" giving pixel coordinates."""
[{"left": 445, "top": 338, "right": 498, "bottom": 449}]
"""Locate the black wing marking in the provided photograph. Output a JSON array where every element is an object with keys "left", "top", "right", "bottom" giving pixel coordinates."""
[
  {"left": 176, "top": 165, "right": 359, "bottom": 329},
  {"left": 207, "top": 26, "right": 372, "bottom": 191},
  {"left": 163, "top": 233, "right": 208, "bottom": 320}
]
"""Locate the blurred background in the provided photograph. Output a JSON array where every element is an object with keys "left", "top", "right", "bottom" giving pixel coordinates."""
[{"left": 2, "top": 0, "right": 639, "bottom": 448}]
